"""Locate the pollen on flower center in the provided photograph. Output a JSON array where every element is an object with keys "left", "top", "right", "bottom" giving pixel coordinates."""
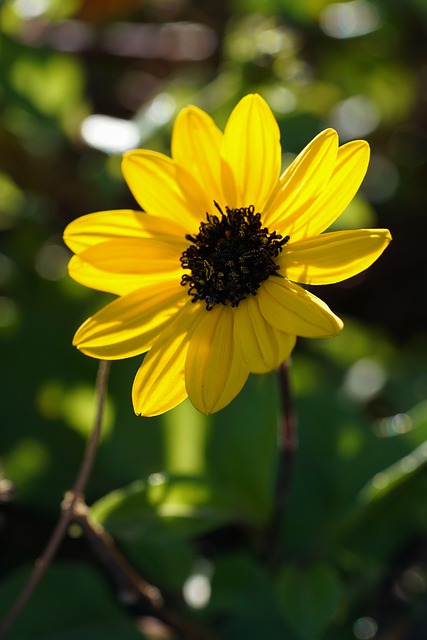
[{"left": 180, "top": 202, "right": 290, "bottom": 310}]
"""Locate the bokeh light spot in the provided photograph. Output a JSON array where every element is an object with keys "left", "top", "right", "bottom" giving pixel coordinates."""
[
  {"left": 62, "top": 385, "right": 114, "bottom": 439},
  {"left": 146, "top": 93, "right": 176, "bottom": 126},
  {"left": 330, "top": 95, "right": 380, "bottom": 140},
  {"left": 183, "top": 561, "right": 213, "bottom": 609},
  {"left": 36, "top": 381, "right": 64, "bottom": 420},
  {"left": 148, "top": 472, "right": 166, "bottom": 487},
  {"left": 343, "top": 357, "right": 386, "bottom": 403},
  {"left": 353, "top": 616, "right": 378, "bottom": 639},
  {"left": 0, "top": 297, "right": 19, "bottom": 330},
  {"left": 362, "top": 155, "right": 400, "bottom": 203},
  {"left": 265, "top": 86, "right": 297, "bottom": 114},
  {"left": 35, "top": 241, "right": 70, "bottom": 281},
  {"left": 373, "top": 413, "right": 413, "bottom": 438},
  {"left": 337, "top": 425, "right": 364, "bottom": 459},
  {"left": 320, "top": 1, "right": 380, "bottom": 39},
  {"left": 13, "top": 0, "right": 49, "bottom": 19},
  {"left": 5, "top": 439, "right": 50, "bottom": 487},
  {"left": 81, "top": 115, "right": 140, "bottom": 154}
]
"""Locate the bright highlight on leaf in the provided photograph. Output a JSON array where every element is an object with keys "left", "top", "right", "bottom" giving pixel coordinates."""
[{"left": 63, "top": 94, "right": 391, "bottom": 416}]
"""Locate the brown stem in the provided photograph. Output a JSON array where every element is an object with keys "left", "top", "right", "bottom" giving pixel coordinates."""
[
  {"left": 276, "top": 358, "right": 298, "bottom": 515},
  {"left": 0, "top": 360, "right": 111, "bottom": 639},
  {"left": 263, "top": 358, "right": 297, "bottom": 567},
  {"left": 72, "top": 499, "right": 164, "bottom": 610},
  {"left": 73, "top": 499, "right": 220, "bottom": 640}
]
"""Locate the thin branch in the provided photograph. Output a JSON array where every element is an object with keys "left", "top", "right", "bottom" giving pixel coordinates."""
[
  {"left": 263, "top": 358, "right": 297, "bottom": 567},
  {"left": 72, "top": 361, "right": 111, "bottom": 498},
  {"left": 72, "top": 499, "right": 164, "bottom": 610},
  {"left": 73, "top": 499, "right": 220, "bottom": 640},
  {"left": 0, "top": 360, "right": 111, "bottom": 639}
]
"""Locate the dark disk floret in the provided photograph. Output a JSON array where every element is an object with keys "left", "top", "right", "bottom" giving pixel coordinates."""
[{"left": 180, "top": 202, "right": 290, "bottom": 310}]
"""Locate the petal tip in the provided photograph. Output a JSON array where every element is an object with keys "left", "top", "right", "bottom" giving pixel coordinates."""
[
  {"left": 122, "top": 149, "right": 140, "bottom": 163},
  {"left": 235, "top": 92, "right": 270, "bottom": 112},
  {"left": 321, "top": 128, "right": 339, "bottom": 145},
  {"left": 334, "top": 317, "right": 344, "bottom": 335}
]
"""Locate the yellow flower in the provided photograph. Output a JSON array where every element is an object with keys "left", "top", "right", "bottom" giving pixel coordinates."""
[{"left": 64, "top": 94, "right": 391, "bottom": 416}]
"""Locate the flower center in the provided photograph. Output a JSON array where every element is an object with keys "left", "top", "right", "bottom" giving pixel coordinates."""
[{"left": 180, "top": 202, "right": 289, "bottom": 310}]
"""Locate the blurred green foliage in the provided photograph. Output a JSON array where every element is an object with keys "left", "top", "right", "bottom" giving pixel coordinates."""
[{"left": 1, "top": 0, "right": 427, "bottom": 638}]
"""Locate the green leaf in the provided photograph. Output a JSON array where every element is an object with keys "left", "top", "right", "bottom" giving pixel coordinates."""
[
  {"left": 209, "top": 554, "right": 294, "bottom": 640},
  {"left": 217, "top": 612, "right": 295, "bottom": 640},
  {"left": 359, "top": 440, "right": 427, "bottom": 504},
  {"left": 91, "top": 474, "right": 236, "bottom": 541},
  {"left": 206, "top": 373, "right": 279, "bottom": 525},
  {"left": 337, "top": 447, "right": 427, "bottom": 561},
  {"left": 162, "top": 398, "right": 211, "bottom": 475},
  {"left": 0, "top": 563, "right": 141, "bottom": 639},
  {"left": 275, "top": 563, "right": 343, "bottom": 640},
  {"left": 209, "top": 554, "right": 274, "bottom": 615},
  {"left": 121, "top": 536, "right": 195, "bottom": 592}
]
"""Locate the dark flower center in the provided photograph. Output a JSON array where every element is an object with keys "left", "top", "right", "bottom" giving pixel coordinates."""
[{"left": 180, "top": 202, "right": 289, "bottom": 310}]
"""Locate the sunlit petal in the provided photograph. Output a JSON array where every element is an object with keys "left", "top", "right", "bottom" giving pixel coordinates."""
[
  {"left": 68, "top": 255, "right": 149, "bottom": 295},
  {"left": 64, "top": 209, "right": 188, "bottom": 255},
  {"left": 280, "top": 228, "right": 392, "bottom": 285},
  {"left": 289, "top": 140, "right": 371, "bottom": 241},
  {"left": 132, "top": 301, "right": 201, "bottom": 416},
  {"left": 73, "top": 282, "right": 186, "bottom": 359},
  {"left": 258, "top": 278, "right": 343, "bottom": 337},
  {"left": 77, "top": 238, "right": 183, "bottom": 275},
  {"left": 175, "top": 163, "right": 219, "bottom": 222},
  {"left": 122, "top": 150, "right": 200, "bottom": 230},
  {"left": 172, "top": 105, "right": 223, "bottom": 203},
  {"left": 234, "top": 296, "right": 296, "bottom": 373},
  {"left": 263, "top": 129, "right": 338, "bottom": 232},
  {"left": 221, "top": 94, "right": 281, "bottom": 210},
  {"left": 186, "top": 305, "right": 249, "bottom": 414}
]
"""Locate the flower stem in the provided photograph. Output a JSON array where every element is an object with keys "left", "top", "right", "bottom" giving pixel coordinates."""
[
  {"left": 264, "top": 358, "right": 297, "bottom": 567},
  {"left": 0, "top": 360, "right": 111, "bottom": 639},
  {"left": 276, "top": 358, "right": 297, "bottom": 516}
]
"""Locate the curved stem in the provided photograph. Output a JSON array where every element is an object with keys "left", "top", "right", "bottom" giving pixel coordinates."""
[
  {"left": 0, "top": 360, "right": 111, "bottom": 639},
  {"left": 72, "top": 361, "right": 111, "bottom": 498},
  {"left": 264, "top": 358, "right": 297, "bottom": 567}
]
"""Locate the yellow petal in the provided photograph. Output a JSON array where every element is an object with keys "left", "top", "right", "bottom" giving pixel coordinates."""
[
  {"left": 132, "top": 301, "right": 201, "bottom": 416},
  {"left": 172, "top": 105, "right": 223, "bottom": 202},
  {"left": 280, "top": 228, "right": 392, "bottom": 285},
  {"left": 73, "top": 282, "right": 186, "bottom": 359},
  {"left": 185, "top": 305, "right": 249, "bottom": 414},
  {"left": 175, "top": 163, "right": 219, "bottom": 222},
  {"left": 233, "top": 296, "right": 296, "bottom": 373},
  {"left": 258, "top": 278, "right": 343, "bottom": 337},
  {"left": 64, "top": 209, "right": 188, "bottom": 255},
  {"left": 221, "top": 94, "right": 281, "bottom": 210},
  {"left": 263, "top": 129, "right": 338, "bottom": 232},
  {"left": 288, "top": 140, "right": 371, "bottom": 241},
  {"left": 77, "top": 238, "right": 183, "bottom": 275},
  {"left": 68, "top": 255, "right": 148, "bottom": 295},
  {"left": 122, "top": 150, "right": 199, "bottom": 230}
]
